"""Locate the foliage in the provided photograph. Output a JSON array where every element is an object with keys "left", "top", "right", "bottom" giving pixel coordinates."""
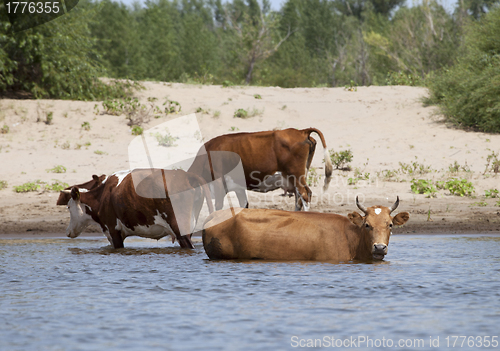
[
  {"left": 484, "top": 150, "right": 500, "bottom": 174},
  {"left": 485, "top": 189, "right": 499, "bottom": 198},
  {"left": 94, "top": 150, "right": 107, "bottom": 155},
  {"left": 234, "top": 108, "right": 248, "bottom": 118},
  {"left": 386, "top": 71, "right": 423, "bottom": 86},
  {"left": 307, "top": 167, "right": 320, "bottom": 186},
  {"left": 399, "top": 159, "right": 432, "bottom": 175},
  {"left": 45, "top": 112, "right": 53, "bottom": 125},
  {"left": 164, "top": 100, "right": 181, "bottom": 115},
  {"left": 448, "top": 160, "right": 470, "bottom": 173},
  {"left": 46, "top": 165, "right": 67, "bottom": 173},
  {"left": 153, "top": 129, "right": 178, "bottom": 147},
  {"left": 45, "top": 180, "right": 69, "bottom": 192},
  {"left": 444, "top": 178, "right": 475, "bottom": 197},
  {"left": 1, "top": 125, "right": 9, "bottom": 134},
  {"left": 131, "top": 125, "right": 143, "bottom": 136},
  {"left": 0, "top": 3, "right": 135, "bottom": 100},
  {"left": 13, "top": 180, "right": 43, "bottom": 193},
  {"left": 0, "top": 180, "right": 7, "bottom": 190},
  {"left": 328, "top": 149, "right": 353, "bottom": 170},
  {"left": 81, "top": 122, "right": 91, "bottom": 131},
  {"left": 254, "top": 94, "right": 262, "bottom": 99},
  {"left": 411, "top": 179, "right": 437, "bottom": 197},
  {"left": 425, "top": 6, "right": 500, "bottom": 133}
]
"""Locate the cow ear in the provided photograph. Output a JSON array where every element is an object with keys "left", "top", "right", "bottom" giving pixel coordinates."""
[
  {"left": 392, "top": 212, "right": 410, "bottom": 226},
  {"left": 70, "top": 187, "right": 80, "bottom": 201},
  {"left": 348, "top": 212, "right": 364, "bottom": 227},
  {"left": 92, "top": 174, "right": 99, "bottom": 181}
]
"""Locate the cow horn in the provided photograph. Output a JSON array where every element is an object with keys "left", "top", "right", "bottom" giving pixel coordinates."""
[
  {"left": 60, "top": 190, "right": 71, "bottom": 194},
  {"left": 356, "top": 196, "right": 367, "bottom": 215},
  {"left": 389, "top": 196, "right": 399, "bottom": 213}
]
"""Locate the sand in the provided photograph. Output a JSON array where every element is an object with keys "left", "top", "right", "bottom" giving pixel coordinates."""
[{"left": 1, "top": 82, "right": 500, "bottom": 236}]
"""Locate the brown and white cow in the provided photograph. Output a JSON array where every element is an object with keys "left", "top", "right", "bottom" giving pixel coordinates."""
[
  {"left": 63, "top": 169, "right": 214, "bottom": 249},
  {"left": 188, "top": 128, "right": 333, "bottom": 212},
  {"left": 56, "top": 174, "right": 107, "bottom": 206},
  {"left": 202, "top": 197, "right": 409, "bottom": 261}
]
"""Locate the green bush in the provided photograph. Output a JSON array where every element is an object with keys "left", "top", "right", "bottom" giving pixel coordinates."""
[
  {"left": 411, "top": 179, "right": 437, "bottom": 197},
  {"left": 234, "top": 108, "right": 248, "bottom": 118},
  {"left": 45, "top": 180, "right": 69, "bottom": 192},
  {"left": 328, "top": 149, "right": 353, "bottom": 170},
  {"left": 46, "top": 165, "right": 66, "bottom": 173},
  {"left": 13, "top": 180, "right": 43, "bottom": 193},
  {"left": 425, "top": 6, "right": 500, "bottom": 133},
  {"left": 485, "top": 189, "right": 499, "bottom": 198},
  {"left": 0, "top": 180, "right": 7, "bottom": 190},
  {"left": 386, "top": 71, "right": 424, "bottom": 86},
  {"left": 0, "top": 5, "right": 135, "bottom": 100},
  {"left": 444, "top": 178, "right": 475, "bottom": 197},
  {"left": 131, "top": 125, "right": 143, "bottom": 135}
]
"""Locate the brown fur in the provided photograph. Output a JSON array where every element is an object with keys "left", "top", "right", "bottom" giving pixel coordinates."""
[
  {"left": 67, "top": 169, "right": 214, "bottom": 249},
  {"left": 188, "top": 128, "right": 333, "bottom": 211},
  {"left": 56, "top": 174, "right": 106, "bottom": 205},
  {"left": 202, "top": 204, "right": 409, "bottom": 261}
]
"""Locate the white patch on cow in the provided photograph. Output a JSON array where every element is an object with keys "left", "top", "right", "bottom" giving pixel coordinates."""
[
  {"left": 114, "top": 210, "right": 176, "bottom": 242},
  {"left": 101, "top": 175, "right": 109, "bottom": 184},
  {"left": 375, "top": 208, "right": 382, "bottom": 215},
  {"left": 79, "top": 188, "right": 89, "bottom": 193},
  {"left": 113, "top": 170, "right": 131, "bottom": 187},
  {"left": 66, "top": 198, "right": 95, "bottom": 238}
]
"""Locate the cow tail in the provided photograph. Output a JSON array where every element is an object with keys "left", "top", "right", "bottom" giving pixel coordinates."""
[{"left": 304, "top": 128, "right": 333, "bottom": 191}]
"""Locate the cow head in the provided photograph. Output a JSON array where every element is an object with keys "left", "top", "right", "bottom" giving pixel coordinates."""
[
  {"left": 62, "top": 187, "right": 95, "bottom": 238},
  {"left": 348, "top": 196, "right": 409, "bottom": 260},
  {"left": 56, "top": 174, "right": 105, "bottom": 206}
]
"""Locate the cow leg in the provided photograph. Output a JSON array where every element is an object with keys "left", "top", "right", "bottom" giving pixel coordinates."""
[
  {"left": 235, "top": 188, "right": 248, "bottom": 208},
  {"left": 108, "top": 230, "right": 124, "bottom": 249},
  {"left": 212, "top": 178, "right": 226, "bottom": 211}
]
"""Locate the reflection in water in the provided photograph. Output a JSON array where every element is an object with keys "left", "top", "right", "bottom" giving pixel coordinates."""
[{"left": 0, "top": 234, "right": 499, "bottom": 350}]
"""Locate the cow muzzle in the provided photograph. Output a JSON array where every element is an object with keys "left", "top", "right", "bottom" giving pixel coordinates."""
[{"left": 372, "top": 243, "right": 388, "bottom": 260}]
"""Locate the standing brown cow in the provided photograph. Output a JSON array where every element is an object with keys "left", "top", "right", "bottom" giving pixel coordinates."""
[{"left": 188, "top": 128, "right": 333, "bottom": 211}]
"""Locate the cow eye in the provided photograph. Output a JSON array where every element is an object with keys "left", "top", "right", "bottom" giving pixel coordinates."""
[
  {"left": 365, "top": 223, "right": 370, "bottom": 228},
  {"left": 389, "top": 223, "right": 393, "bottom": 228}
]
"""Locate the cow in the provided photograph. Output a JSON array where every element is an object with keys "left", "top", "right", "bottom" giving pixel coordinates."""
[
  {"left": 56, "top": 174, "right": 107, "bottom": 205},
  {"left": 202, "top": 197, "right": 409, "bottom": 261},
  {"left": 62, "top": 169, "right": 215, "bottom": 249},
  {"left": 188, "top": 128, "right": 333, "bottom": 212}
]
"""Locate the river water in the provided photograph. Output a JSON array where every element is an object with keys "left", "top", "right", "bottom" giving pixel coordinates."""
[{"left": 1, "top": 234, "right": 499, "bottom": 350}]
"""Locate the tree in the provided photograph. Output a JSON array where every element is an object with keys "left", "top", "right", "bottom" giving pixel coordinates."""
[{"left": 224, "top": 0, "right": 292, "bottom": 84}]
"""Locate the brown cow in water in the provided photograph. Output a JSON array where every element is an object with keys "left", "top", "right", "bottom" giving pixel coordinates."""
[
  {"left": 62, "top": 169, "right": 214, "bottom": 249},
  {"left": 188, "top": 128, "right": 333, "bottom": 212},
  {"left": 202, "top": 197, "right": 409, "bottom": 261},
  {"left": 56, "top": 174, "right": 107, "bottom": 205}
]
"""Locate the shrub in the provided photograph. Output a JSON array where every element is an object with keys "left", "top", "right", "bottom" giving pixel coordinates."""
[
  {"left": 94, "top": 150, "right": 107, "bottom": 155},
  {"left": 45, "top": 180, "right": 69, "bottom": 192},
  {"left": 411, "top": 179, "right": 437, "bottom": 197},
  {"left": 46, "top": 165, "right": 67, "bottom": 173},
  {"left": 1, "top": 125, "right": 9, "bottom": 134},
  {"left": 153, "top": 129, "right": 178, "bottom": 147},
  {"left": 131, "top": 125, "right": 143, "bottom": 136},
  {"left": 386, "top": 71, "right": 423, "bottom": 86},
  {"left": 444, "top": 178, "right": 475, "bottom": 197},
  {"left": 425, "top": 7, "right": 500, "bottom": 133},
  {"left": 307, "top": 167, "right": 320, "bottom": 187},
  {"left": 234, "top": 108, "right": 248, "bottom": 118},
  {"left": 13, "top": 180, "right": 43, "bottom": 193},
  {"left": 0, "top": 180, "right": 7, "bottom": 190},
  {"left": 484, "top": 150, "right": 500, "bottom": 174},
  {"left": 328, "top": 149, "right": 353, "bottom": 170},
  {"left": 45, "top": 112, "right": 53, "bottom": 125},
  {"left": 485, "top": 189, "right": 499, "bottom": 198},
  {"left": 81, "top": 122, "right": 91, "bottom": 131},
  {"left": 254, "top": 94, "right": 262, "bottom": 99},
  {"left": 399, "top": 159, "right": 432, "bottom": 175}
]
